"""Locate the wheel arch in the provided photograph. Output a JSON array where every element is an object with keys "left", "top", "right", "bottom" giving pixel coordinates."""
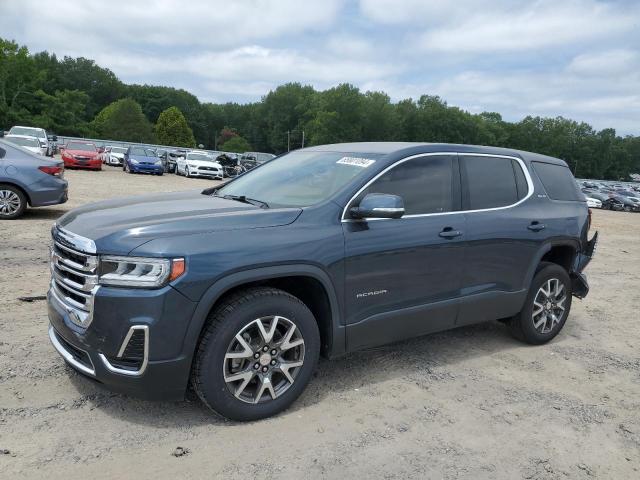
[
  {"left": 184, "top": 265, "right": 345, "bottom": 365},
  {"left": 524, "top": 240, "right": 580, "bottom": 291},
  {"left": 0, "top": 180, "right": 32, "bottom": 206}
]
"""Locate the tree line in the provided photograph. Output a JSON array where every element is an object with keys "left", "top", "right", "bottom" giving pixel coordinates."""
[{"left": 1, "top": 37, "right": 638, "bottom": 179}]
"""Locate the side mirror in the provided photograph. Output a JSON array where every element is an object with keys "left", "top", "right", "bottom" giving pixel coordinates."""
[{"left": 350, "top": 193, "right": 405, "bottom": 219}]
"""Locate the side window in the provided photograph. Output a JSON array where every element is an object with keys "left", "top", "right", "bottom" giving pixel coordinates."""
[
  {"left": 462, "top": 156, "right": 518, "bottom": 210},
  {"left": 512, "top": 159, "right": 529, "bottom": 200},
  {"left": 362, "top": 155, "right": 453, "bottom": 215},
  {"left": 532, "top": 161, "right": 583, "bottom": 201}
]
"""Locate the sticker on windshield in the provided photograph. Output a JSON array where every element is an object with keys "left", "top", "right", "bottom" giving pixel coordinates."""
[{"left": 336, "top": 157, "right": 376, "bottom": 168}]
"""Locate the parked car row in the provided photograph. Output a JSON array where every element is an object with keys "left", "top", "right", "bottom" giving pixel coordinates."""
[
  {"left": 578, "top": 180, "right": 640, "bottom": 212},
  {"left": 1, "top": 125, "right": 58, "bottom": 156}
]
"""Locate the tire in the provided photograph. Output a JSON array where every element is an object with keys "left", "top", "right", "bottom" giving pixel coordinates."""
[
  {"left": 185, "top": 166, "right": 191, "bottom": 178},
  {"left": 509, "top": 262, "right": 572, "bottom": 345},
  {"left": 624, "top": 205, "right": 631, "bottom": 212},
  {"left": 0, "top": 184, "right": 28, "bottom": 219},
  {"left": 192, "top": 287, "right": 320, "bottom": 421}
]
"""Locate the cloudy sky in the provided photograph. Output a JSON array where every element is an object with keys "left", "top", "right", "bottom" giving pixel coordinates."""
[{"left": 1, "top": 0, "right": 639, "bottom": 134}]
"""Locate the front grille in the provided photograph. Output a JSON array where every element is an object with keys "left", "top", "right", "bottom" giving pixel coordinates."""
[
  {"left": 198, "top": 166, "right": 219, "bottom": 172},
  {"left": 50, "top": 229, "right": 98, "bottom": 327}
]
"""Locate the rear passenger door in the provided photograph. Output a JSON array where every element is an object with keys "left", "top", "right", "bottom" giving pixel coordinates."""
[{"left": 456, "top": 154, "right": 541, "bottom": 326}]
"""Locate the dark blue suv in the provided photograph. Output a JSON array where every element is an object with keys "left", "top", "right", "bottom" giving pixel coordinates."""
[{"left": 47, "top": 143, "right": 597, "bottom": 420}]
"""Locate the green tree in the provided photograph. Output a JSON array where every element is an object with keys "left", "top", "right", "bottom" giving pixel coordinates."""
[
  {"left": 155, "top": 106, "right": 195, "bottom": 147},
  {"left": 91, "top": 98, "right": 155, "bottom": 143},
  {"left": 221, "top": 136, "right": 251, "bottom": 153}
]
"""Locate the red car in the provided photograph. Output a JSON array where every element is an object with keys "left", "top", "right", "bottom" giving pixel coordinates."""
[{"left": 61, "top": 141, "right": 102, "bottom": 170}]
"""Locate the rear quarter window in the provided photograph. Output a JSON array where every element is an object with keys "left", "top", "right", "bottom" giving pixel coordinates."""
[{"left": 532, "top": 162, "right": 584, "bottom": 201}]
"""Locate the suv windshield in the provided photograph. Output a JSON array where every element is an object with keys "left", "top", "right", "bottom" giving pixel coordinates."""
[
  {"left": 67, "top": 142, "right": 96, "bottom": 151},
  {"left": 9, "top": 127, "right": 45, "bottom": 139},
  {"left": 215, "top": 151, "right": 381, "bottom": 208}
]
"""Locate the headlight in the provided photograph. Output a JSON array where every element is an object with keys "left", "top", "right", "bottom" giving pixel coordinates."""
[
  {"left": 155, "top": 160, "right": 162, "bottom": 165},
  {"left": 130, "top": 159, "right": 139, "bottom": 164},
  {"left": 99, "top": 256, "right": 185, "bottom": 288}
]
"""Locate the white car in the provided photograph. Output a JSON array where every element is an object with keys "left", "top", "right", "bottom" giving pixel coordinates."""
[
  {"left": 3, "top": 134, "right": 47, "bottom": 155},
  {"left": 7, "top": 126, "right": 53, "bottom": 156},
  {"left": 585, "top": 197, "right": 602, "bottom": 208},
  {"left": 176, "top": 151, "right": 223, "bottom": 179},
  {"left": 105, "top": 146, "right": 128, "bottom": 166}
]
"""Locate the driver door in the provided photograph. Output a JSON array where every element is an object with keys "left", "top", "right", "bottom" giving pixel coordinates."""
[{"left": 343, "top": 154, "right": 466, "bottom": 351}]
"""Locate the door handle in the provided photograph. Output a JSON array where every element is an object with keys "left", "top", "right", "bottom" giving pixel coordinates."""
[
  {"left": 528, "top": 222, "right": 546, "bottom": 232},
  {"left": 439, "top": 227, "right": 462, "bottom": 239}
]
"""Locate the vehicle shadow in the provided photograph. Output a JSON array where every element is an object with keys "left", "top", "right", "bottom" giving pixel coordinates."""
[
  {"left": 69, "top": 319, "right": 548, "bottom": 427},
  {"left": 20, "top": 207, "right": 68, "bottom": 220}
]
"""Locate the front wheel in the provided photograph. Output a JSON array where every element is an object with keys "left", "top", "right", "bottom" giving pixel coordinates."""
[
  {"left": 509, "top": 262, "right": 572, "bottom": 344},
  {"left": 192, "top": 287, "right": 320, "bottom": 421}
]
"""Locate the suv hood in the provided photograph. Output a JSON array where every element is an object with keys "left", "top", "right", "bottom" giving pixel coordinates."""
[
  {"left": 185, "top": 159, "right": 221, "bottom": 168},
  {"left": 129, "top": 154, "right": 158, "bottom": 162},
  {"left": 57, "top": 190, "right": 302, "bottom": 254}
]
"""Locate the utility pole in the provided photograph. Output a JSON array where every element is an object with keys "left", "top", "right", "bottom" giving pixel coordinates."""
[
  {"left": 301, "top": 130, "right": 305, "bottom": 148},
  {"left": 287, "top": 130, "right": 290, "bottom": 152}
]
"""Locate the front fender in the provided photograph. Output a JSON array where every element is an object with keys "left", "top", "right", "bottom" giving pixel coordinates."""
[{"left": 180, "top": 264, "right": 345, "bottom": 367}]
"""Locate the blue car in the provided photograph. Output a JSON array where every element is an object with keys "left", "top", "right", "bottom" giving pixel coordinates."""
[{"left": 123, "top": 146, "right": 163, "bottom": 175}]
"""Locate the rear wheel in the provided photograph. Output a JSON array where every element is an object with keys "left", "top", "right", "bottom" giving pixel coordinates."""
[
  {"left": 0, "top": 184, "right": 27, "bottom": 219},
  {"left": 510, "top": 262, "right": 572, "bottom": 344},
  {"left": 192, "top": 287, "right": 320, "bottom": 421}
]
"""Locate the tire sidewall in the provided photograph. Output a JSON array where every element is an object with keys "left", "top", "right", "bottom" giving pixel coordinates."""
[
  {"left": 195, "top": 291, "right": 320, "bottom": 421},
  {"left": 519, "top": 264, "right": 572, "bottom": 344}
]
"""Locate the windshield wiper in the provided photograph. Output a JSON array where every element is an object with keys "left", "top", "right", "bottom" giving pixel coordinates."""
[{"left": 218, "top": 194, "right": 269, "bottom": 209}]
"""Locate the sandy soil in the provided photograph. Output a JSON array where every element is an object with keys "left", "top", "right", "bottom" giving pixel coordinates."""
[{"left": 1, "top": 167, "right": 639, "bottom": 479}]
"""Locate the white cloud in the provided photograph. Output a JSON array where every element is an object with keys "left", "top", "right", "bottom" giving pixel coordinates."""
[
  {"left": 0, "top": 0, "right": 639, "bottom": 134},
  {"left": 417, "top": 1, "right": 636, "bottom": 53},
  {"left": 567, "top": 49, "right": 640, "bottom": 76},
  {"left": 0, "top": 0, "right": 345, "bottom": 50}
]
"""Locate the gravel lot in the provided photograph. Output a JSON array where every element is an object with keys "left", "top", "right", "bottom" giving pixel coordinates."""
[{"left": 1, "top": 167, "right": 639, "bottom": 479}]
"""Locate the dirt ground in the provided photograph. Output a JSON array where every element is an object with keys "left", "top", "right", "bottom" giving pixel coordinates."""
[{"left": 1, "top": 167, "right": 639, "bottom": 479}]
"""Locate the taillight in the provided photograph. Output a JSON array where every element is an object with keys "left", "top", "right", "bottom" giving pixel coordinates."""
[{"left": 38, "top": 165, "right": 64, "bottom": 177}]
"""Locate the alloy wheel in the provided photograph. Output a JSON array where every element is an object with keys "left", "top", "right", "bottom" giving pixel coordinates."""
[
  {"left": 532, "top": 278, "right": 567, "bottom": 334},
  {"left": 223, "top": 316, "right": 305, "bottom": 404},
  {"left": 0, "top": 190, "right": 22, "bottom": 216}
]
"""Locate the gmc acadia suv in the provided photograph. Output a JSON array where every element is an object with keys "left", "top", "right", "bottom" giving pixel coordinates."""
[{"left": 47, "top": 143, "right": 597, "bottom": 421}]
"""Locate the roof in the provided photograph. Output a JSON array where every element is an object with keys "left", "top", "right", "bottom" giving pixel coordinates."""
[{"left": 301, "top": 142, "right": 568, "bottom": 166}]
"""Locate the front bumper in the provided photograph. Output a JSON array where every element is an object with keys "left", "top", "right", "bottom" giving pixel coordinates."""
[
  {"left": 190, "top": 167, "right": 222, "bottom": 178},
  {"left": 47, "top": 280, "right": 198, "bottom": 400},
  {"left": 130, "top": 163, "right": 163, "bottom": 174},
  {"left": 64, "top": 158, "right": 101, "bottom": 169}
]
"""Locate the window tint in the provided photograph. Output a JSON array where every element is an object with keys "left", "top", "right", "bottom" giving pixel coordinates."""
[
  {"left": 363, "top": 155, "right": 453, "bottom": 215},
  {"left": 512, "top": 159, "right": 529, "bottom": 200},
  {"left": 532, "top": 161, "right": 583, "bottom": 201},
  {"left": 462, "top": 156, "right": 518, "bottom": 209}
]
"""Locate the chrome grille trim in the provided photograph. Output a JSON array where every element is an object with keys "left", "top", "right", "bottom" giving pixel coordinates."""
[{"left": 49, "top": 226, "right": 98, "bottom": 328}]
